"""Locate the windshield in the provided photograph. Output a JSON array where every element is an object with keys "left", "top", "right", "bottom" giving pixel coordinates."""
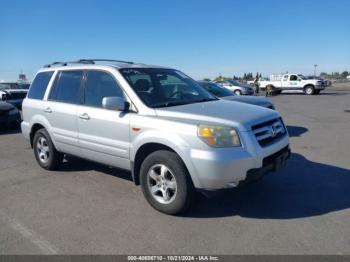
[
  {"left": 227, "top": 80, "right": 241, "bottom": 86},
  {"left": 297, "top": 74, "right": 306, "bottom": 80},
  {"left": 198, "top": 82, "right": 234, "bottom": 97},
  {"left": 0, "top": 83, "right": 11, "bottom": 90},
  {"left": 120, "top": 68, "right": 217, "bottom": 108},
  {"left": 0, "top": 83, "right": 29, "bottom": 90}
]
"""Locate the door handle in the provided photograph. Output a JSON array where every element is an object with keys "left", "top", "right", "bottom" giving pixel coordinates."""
[
  {"left": 44, "top": 107, "right": 52, "bottom": 113},
  {"left": 79, "top": 113, "right": 90, "bottom": 120}
]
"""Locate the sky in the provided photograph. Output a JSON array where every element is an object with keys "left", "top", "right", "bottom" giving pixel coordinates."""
[{"left": 0, "top": 0, "right": 349, "bottom": 81}]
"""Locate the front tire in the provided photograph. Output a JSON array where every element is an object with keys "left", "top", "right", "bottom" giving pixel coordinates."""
[
  {"left": 304, "top": 85, "right": 315, "bottom": 95},
  {"left": 33, "top": 128, "right": 63, "bottom": 170},
  {"left": 140, "top": 150, "right": 195, "bottom": 215}
]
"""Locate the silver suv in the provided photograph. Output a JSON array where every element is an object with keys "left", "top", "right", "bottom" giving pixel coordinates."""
[{"left": 21, "top": 59, "right": 290, "bottom": 215}]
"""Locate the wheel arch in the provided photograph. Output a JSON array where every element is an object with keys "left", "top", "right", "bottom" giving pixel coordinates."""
[
  {"left": 131, "top": 142, "right": 197, "bottom": 187},
  {"left": 303, "top": 84, "right": 315, "bottom": 90},
  {"left": 30, "top": 123, "right": 45, "bottom": 147},
  {"left": 29, "top": 115, "right": 54, "bottom": 148}
]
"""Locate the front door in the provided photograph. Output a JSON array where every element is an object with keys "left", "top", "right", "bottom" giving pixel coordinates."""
[
  {"left": 77, "top": 70, "right": 131, "bottom": 170},
  {"left": 288, "top": 74, "right": 301, "bottom": 90}
]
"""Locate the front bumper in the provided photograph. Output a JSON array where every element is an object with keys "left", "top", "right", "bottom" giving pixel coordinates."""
[
  {"left": 242, "top": 89, "right": 254, "bottom": 95},
  {"left": 184, "top": 132, "right": 290, "bottom": 190},
  {"left": 238, "top": 145, "right": 290, "bottom": 186},
  {"left": 315, "top": 84, "right": 325, "bottom": 90},
  {"left": 3, "top": 99, "right": 24, "bottom": 109}
]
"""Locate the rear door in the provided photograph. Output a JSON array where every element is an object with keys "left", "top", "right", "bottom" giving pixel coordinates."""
[
  {"left": 46, "top": 70, "right": 83, "bottom": 156},
  {"left": 77, "top": 70, "right": 131, "bottom": 170}
]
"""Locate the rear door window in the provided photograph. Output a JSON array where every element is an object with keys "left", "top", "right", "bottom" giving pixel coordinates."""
[
  {"left": 27, "top": 71, "right": 54, "bottom": 100},
  {"left": 49, "top": 71, "right": 83, "bottom": 104}
]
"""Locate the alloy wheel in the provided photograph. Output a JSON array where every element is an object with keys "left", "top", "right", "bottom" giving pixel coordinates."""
[
  {"left": 36, "top": 137, "right": 50, "bottom": 163},
  {"left": 147, "top": 164, "right": 177, "bottom": 204}
]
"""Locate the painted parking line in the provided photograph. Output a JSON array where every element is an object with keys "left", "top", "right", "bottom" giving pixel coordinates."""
[{"left": 0, "top": 209, "right": 58, "bottom": 254}]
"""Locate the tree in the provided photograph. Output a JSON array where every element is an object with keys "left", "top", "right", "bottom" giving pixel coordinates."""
[
  {"left": 341, "top": 71, "right": 349, "bottom": 79},
  {"left": 203, "top": 78, "right": 211, "bottom": 81}
]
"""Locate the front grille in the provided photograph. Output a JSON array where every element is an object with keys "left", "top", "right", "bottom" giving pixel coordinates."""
[
  {"left": 252, "top": 118, "right": 286, "bottom": 146},
  {"left": 0, "top": 110, "right": 8, "bottom": 117}
]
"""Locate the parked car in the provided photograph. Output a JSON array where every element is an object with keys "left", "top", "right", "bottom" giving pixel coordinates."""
[
  {"left": 198, "top": 81, "right": 275, "bottom": 109},
  {"left": 0, "top": 101, "right": 21, "bottom": 129},
  {"left": 259, "top": 74, "right": 325, "bottom": 95},
  {"left": 0, "top": 82, "right": 29, "bottom": 109},
  {"left": 22, "top": 59, "right": 290, "bottom": 215},
  {"left": 214, "top": 80, "right": 254, "bottom": 95}
]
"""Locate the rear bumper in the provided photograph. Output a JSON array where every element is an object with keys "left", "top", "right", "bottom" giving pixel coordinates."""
[{"left": 21, "top": 121, "right": 30, "bottom": 140}]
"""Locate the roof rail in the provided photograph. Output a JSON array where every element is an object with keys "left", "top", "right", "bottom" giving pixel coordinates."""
[
  {"left": 44, "top": 59, "right": 134, "bottom": 68},
  {"left": 43, "top": 60, "right": 93, "bottom": 68},
  {"left": 78, "top": 59, "right": 134, "bottom": 64}
]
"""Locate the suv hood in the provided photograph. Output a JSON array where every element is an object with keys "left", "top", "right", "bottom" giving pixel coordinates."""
[
  {"left": 221, "top": 95, "right": 273, "bottom": 109},
  {"left": 0, "top": 101, "right": 15, "bottom": 112},
  {"left": 155, "top": 100, "right": 280, "bottom": 131}
]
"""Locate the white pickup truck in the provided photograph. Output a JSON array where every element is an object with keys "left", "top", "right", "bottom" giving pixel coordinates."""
[{"left": 259, "top": 74, "right": 325, "bottom": 95}]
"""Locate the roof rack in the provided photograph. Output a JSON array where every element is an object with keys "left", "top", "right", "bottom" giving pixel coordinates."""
[
  {"left": 44, "top": 59, "right": 134, "bottom": 68},
  {"left": 79, "top": 59, "right": 134, "bottom": 64}
]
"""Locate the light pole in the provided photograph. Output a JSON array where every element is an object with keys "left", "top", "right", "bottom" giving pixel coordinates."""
[{"left": 314, "top": 64, "right": 318, "bottom": 78}]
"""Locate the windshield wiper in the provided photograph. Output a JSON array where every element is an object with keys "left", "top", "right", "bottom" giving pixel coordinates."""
[
  {"left": 190, "top": 98, "right": 218, "bottom": 104},
  {"left": 152, "top": 98, "right": 217, "bottom": 108},
  {"left": 153, "top": 101, "right": 191, "bottom": 108}
]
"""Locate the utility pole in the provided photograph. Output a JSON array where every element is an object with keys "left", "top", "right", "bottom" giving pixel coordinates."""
[{"left": 314, "top": 64, "right": 318, "bottom": 78}]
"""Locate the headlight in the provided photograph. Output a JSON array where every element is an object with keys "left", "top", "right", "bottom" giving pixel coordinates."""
[
  {"left": 8, "top": 108, "right": 18, "bottom": 115},
  {"left": 198, "top": 125, "right": 241, "bottom": 147}
]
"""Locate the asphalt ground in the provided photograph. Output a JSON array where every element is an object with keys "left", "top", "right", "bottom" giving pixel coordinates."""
[{"left": 0, "top": 84, "right": 349, "bottom": 254}]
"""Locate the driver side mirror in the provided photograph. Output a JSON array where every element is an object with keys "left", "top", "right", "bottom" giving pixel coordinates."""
[{"left": 102, "top": 97, "right": 130, "bottom": 111}]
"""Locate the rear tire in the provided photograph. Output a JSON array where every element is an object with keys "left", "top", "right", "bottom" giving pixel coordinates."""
[
  {"left": 234, "top": 90, "right": 242, "bottom": 96},
  {"left": 33, "top": 128, "right": 63, "bottom": 170},
  {"left": 140, "top": 150, "right": 195, "bottom": 215},
  {"left": 304, "top": 85, "right": 315, "bottom": 95}
]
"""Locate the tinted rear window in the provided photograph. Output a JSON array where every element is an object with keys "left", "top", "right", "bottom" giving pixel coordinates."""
[
  {"left": 27, "top": 71, "right": 54, "bottom": 100},
  {"left": 49, "top": 71, "right": 83, "bottom": 104}
]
